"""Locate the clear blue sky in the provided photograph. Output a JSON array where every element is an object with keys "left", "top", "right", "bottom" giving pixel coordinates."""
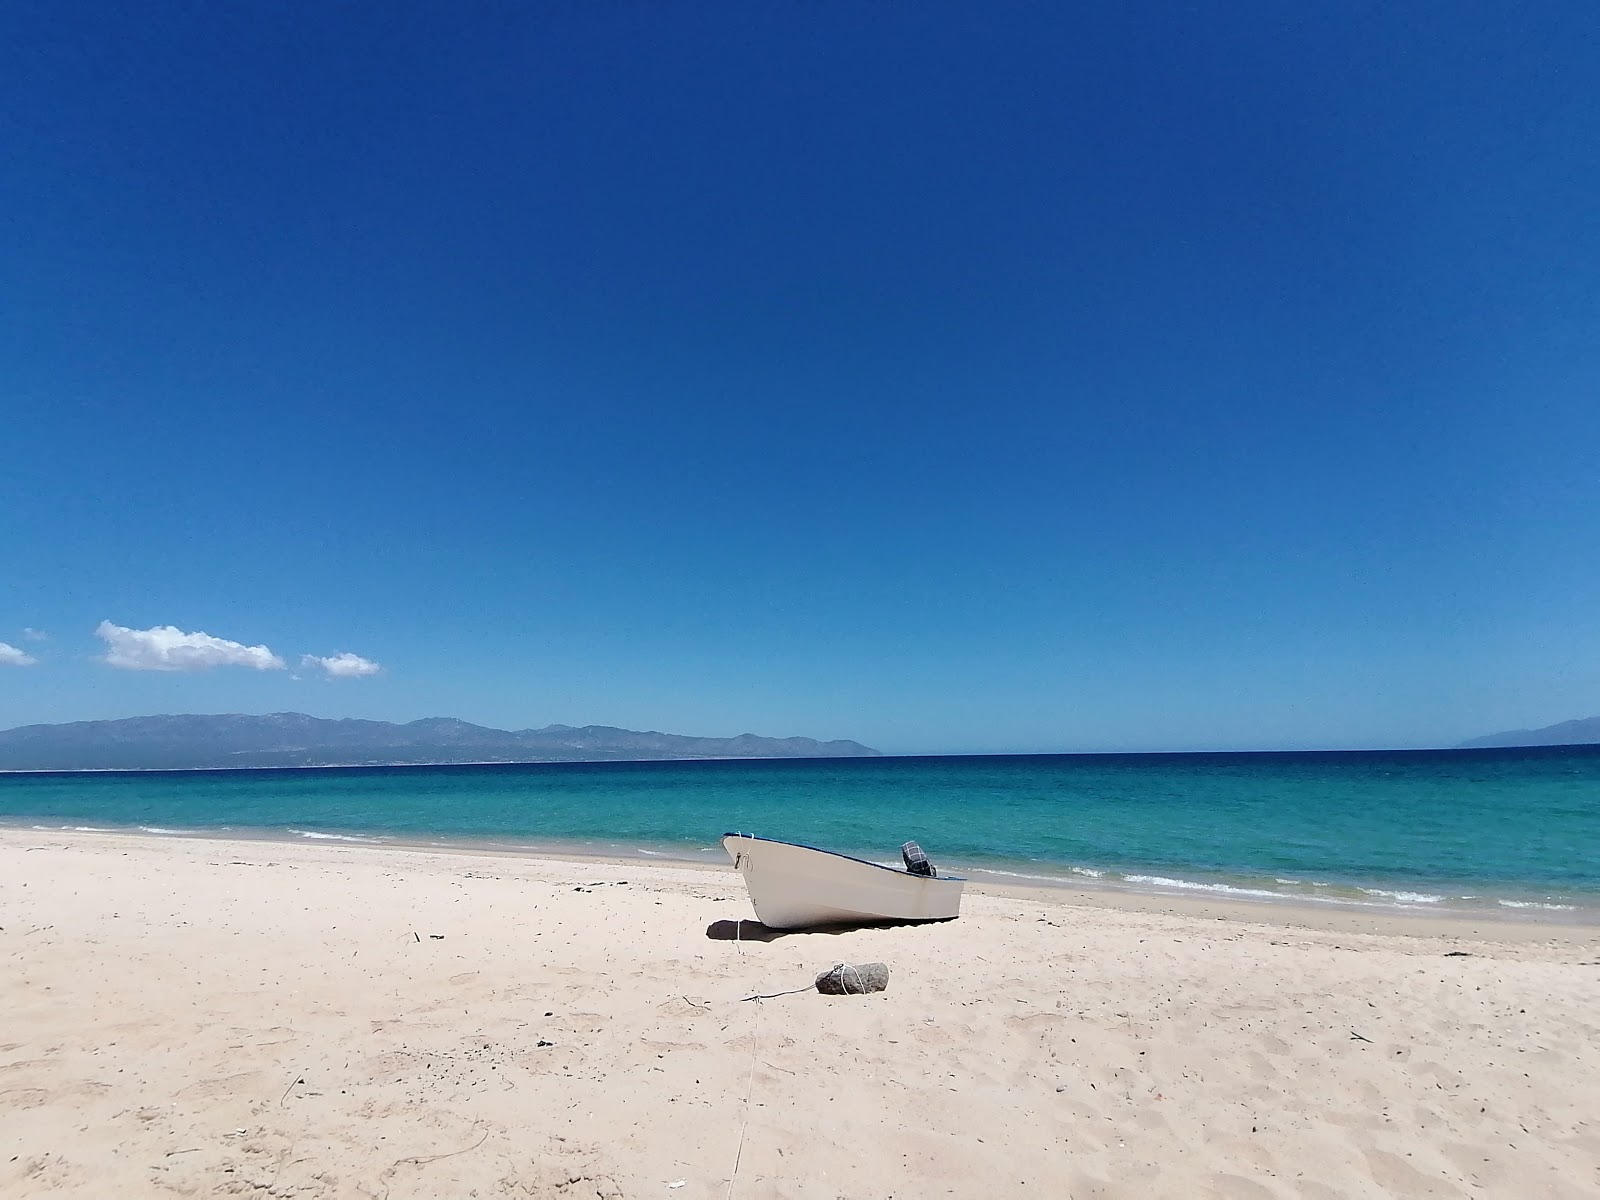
[{"left": 3, "top": 2, "right": 1597, "bottom": 753}]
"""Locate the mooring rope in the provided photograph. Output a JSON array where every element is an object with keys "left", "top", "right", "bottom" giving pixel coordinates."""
[
  {"left": 725, "top": 994, "right": 762, "bottom": 1200},
  {"left": 733, "top": 833, "right": 746, "bottom": 955}
]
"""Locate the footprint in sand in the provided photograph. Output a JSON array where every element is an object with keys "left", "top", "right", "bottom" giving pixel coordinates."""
[
  {"left": 1208, "top": 1172, "right": 1277, "bottom": 1199},
  {"left": 1360, "top": 1146, "right": 1445, "bottom": 1194},
  {"left": 177, "top": 1070, "right": 264, "bottom": 1101}
]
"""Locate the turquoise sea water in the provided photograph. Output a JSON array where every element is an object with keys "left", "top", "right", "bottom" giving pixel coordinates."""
[{"left": 3, "top": 748, "right": 1597, "bottom": 917}]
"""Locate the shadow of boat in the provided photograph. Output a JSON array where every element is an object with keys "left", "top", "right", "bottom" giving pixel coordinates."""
[
  {"left": 704, "top": 916, "right": 949, "bottom": 941},
  {"left": 705, "top": 919, "right": 792, "bottom": 942}
]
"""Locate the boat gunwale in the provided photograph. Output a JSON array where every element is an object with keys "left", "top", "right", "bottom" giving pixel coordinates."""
[{"left": 721, "top": 831, "right": 967, "bottom": 883}]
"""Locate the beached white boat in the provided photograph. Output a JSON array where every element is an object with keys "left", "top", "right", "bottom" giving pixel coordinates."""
[{"left": 722, "top": 833, "right": 964, "bottom": 929}]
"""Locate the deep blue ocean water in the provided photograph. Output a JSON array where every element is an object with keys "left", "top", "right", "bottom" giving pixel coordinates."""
[{"left": 3, "top": 747, "right": 1597, "bottom": 916}]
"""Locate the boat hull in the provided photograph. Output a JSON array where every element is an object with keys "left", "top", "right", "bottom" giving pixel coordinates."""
[{"left": 722, "top": 833, "right": 964, "bottom": 929}]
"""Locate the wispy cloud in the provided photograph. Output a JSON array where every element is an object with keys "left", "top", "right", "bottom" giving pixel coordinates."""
[
  {"left": 97, "top": 621, "right": 286, "bottom": 672},
  {"left": 302, "top": 652, "right": 382, "bottom": 679},
  {"left": 0, "top": 642, "right": 37, "bottom": 667},
  {"left": 21, "top": 627, "right": 48, "bottom": 642}
]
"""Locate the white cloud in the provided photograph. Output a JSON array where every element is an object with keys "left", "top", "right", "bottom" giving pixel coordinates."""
[
  {"left": 21, "top": 627, "right": 48, "bottom": 642},
  {"left": 97, "top": 621, "right": 286, "bottom": 672},
  {"left": 302, "top": 651, "right": 382, "bottom": 679},
  {"left": 0, "top": 642, "right": 37, "bottom": 667}
]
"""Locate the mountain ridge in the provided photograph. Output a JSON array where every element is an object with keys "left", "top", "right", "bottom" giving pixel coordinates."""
[
  {"left": 0, "top": 712, "right": 881, "bottom": 771},
  {"left": 1458, "top": 715, "right": 1600, "bottom": 749}
]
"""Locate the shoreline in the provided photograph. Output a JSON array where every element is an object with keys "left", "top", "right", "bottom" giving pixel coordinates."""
[
  {"left": 6, "top": 746, "right": 1594, "bottom": 930},
  {"left": 8, "top": 824, "right": 1596, "bottom": 942}
]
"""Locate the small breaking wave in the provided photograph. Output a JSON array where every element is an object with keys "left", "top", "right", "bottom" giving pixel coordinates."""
[
  {"left": 1357, "top": 887, "right": 1445, "bottom": 904},
  {"left": 1498, "top": 899, "right": 1577, "bottom": 911},
  {"left": 1122, "top": 874, "right": 1284, "bottom": 900},
  {"left": 289, "top": 829, "right": 382, "bottom": 843},
  {"left": 138, "top": 826, "right": 191, "bottom": 835},
  {"left": 965, "top": 865, "right": 1076, "bottom": 884},
  {"left": 962, "top": 865, "right": 1523, "bottom": 911}
]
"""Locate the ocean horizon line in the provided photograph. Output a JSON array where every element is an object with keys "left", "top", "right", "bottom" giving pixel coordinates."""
[{"left": 4, "top": 739, "right": 1599, "bottom": 778}]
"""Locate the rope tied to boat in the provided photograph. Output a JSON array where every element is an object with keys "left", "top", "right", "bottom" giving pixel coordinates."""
[
  {"left": 733, "top": 832, "right": 746, "bottom": 954},
  {"left": 726, "top": 993, "right": 762, "bottom": 1199}
]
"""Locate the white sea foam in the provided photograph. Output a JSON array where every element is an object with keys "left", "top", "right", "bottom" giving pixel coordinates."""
[
  {"left": 957, "top": 862, "right": 1107, "bottom": 883},
  {"left": 636, "top": 848, "right": 663, "bottom": 856},
  {"left": 138, "top": 826, "right": 189, "bottom": 835},
  {"left": 1122, "top": 874, "right": 1283, "bottom": 900},
  {"left": 290, "top": 829, "right": 381, "bottom": 843},
  {"left": 1121, "top": 874, "right": 1442, "bottom": 908},
  {"left": 966, "top": 866, "right": 1073, "bottom": 884},
  {"left": 1498, "top": 899, "right": 1577, "bottom": 911},
  {"left": 1357, "top": 887, "right": 1445, "bottom": 904},
  {"left": 28, "top": 822, "right": 108, "bottom": 832}
]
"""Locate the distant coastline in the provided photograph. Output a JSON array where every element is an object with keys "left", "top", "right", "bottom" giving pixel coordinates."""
[
  {"left": 0, "top": 712, "right": 880, "bottom": 773},
  {"left": 1459, "top": 714, "right": 1600, "bottom": 749},
  {"left": 0, "top": 753, "right": 870, "bottom": 776}
]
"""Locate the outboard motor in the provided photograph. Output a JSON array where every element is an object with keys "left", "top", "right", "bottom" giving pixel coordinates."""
[{"left": 901, "top": 840, "right": 937, "bottom": 878}]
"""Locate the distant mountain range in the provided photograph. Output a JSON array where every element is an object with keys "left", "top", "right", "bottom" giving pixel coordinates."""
[
  {"left": 1459, "top": 715, "right": 1600, "bottom": 749},
  {"left": 0, "top": 713, "right": 880, "bottom": 771}
]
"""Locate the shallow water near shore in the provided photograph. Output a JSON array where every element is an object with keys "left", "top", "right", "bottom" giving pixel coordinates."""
[{"left": 3, "top": 746, "right": 1597, "bottom": 918}]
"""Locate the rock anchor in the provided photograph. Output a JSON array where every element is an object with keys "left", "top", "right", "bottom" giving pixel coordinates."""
[{"left": 815, "top": 962, "right": 889, "bottom": 994}]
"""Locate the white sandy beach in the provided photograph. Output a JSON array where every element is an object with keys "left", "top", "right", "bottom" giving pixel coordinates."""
[{"left": 2, "top": 828, "right": 1596, "bottom": 1198}]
